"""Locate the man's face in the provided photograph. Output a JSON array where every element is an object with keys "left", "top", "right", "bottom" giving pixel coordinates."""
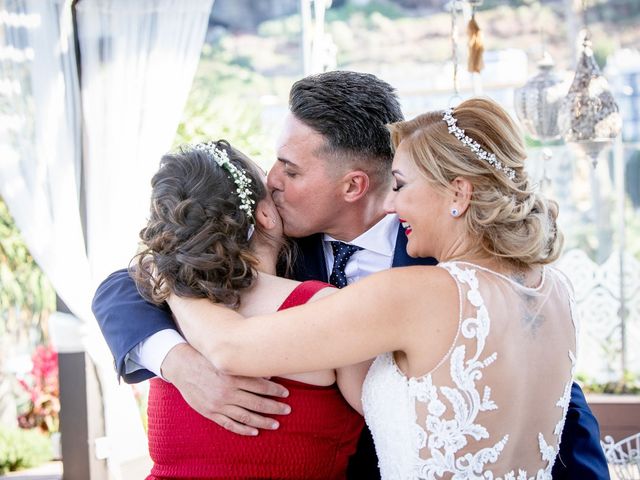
[{"left": 268, "top": 113, "right": 345, "bottom": 238}]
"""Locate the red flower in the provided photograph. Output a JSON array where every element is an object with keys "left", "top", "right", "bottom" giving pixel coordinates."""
[{"left": 17, "top": 344, "right": 60, "bottom": 433}]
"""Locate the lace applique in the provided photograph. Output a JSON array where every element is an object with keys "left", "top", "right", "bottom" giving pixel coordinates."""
[
  {"left": 361, "top": 262, "right": 576, "bottom": 480},
  {"left": 415, "top": 263, "right": 509, "bottom": 477}
]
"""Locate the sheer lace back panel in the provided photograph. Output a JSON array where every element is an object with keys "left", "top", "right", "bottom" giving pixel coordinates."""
[{"left": 362, "top": 261, "right": 578, "bottom": 479}]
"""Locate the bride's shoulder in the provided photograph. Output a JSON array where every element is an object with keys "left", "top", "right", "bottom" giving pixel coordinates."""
[
  {"left": 364, "top": 265, "right": 458, "bottom": 304},
  {"left": 387, "top": 264, "right": 454, "bottom": 282}
]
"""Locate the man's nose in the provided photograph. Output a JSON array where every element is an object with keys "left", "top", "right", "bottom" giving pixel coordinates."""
[
  {"left": 267, "top": 164, "right": 282, "bottom": 191},
  {"left": 383, "top": 189, "right": 396, "bottom": 214}
]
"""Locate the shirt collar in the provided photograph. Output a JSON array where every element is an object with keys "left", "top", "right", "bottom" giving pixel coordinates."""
[{"left": 323, "top": 214, "right": 399, "bottom": 257}]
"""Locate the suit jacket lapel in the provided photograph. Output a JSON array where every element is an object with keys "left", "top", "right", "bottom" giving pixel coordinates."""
[
  {"left": 392, "top": 225, "right": 438, "bottom": 267},
  {"left": 292, "top": 234, "right": 329, "bottom": 282},
  {"left": 292, "top": 226, "right": 436, "bottom": 282}
]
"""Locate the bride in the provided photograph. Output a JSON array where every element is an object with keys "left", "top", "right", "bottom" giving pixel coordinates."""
[{"left": 166, "top": 97, "right": 577, "bottom": 479}]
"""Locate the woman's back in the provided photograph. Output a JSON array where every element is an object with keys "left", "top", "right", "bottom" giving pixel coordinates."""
[
  {"left": 237, "top": 275, "right": 337, "bottom": 385},
  {"left": 363, "top": 261, "right": 577, "bottom": 479},
  {"left": 147, "top": 280, "right": 363, "bottom": 479}
]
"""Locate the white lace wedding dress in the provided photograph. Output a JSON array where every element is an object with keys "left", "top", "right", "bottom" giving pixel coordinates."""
[{"left": 361, "top": 261, "right": 578, "bottom": 480}]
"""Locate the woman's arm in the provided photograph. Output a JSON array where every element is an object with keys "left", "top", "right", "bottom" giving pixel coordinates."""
[
  {"left": 169, "top": 266, "right": 447, "bottom": 379},
  {"left": 336, "top": 361, "right": 372, "bottom": 414},
  {"left": 307, "top": 286, "right": 372, "bottom": 413}
]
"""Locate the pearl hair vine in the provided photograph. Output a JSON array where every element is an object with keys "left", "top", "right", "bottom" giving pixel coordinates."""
[
  {"left": 442, "top": 108, "right": 517, "bottom": 181},
  {"left": 193, "top": 142, "right": 256, "bottom": 222}
]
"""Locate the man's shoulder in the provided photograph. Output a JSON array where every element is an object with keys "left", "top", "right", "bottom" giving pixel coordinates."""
[{"left": 93, "top": 268, "right": 134, "bottom": 302}]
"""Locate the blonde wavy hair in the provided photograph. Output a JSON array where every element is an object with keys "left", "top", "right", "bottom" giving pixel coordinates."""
[{"left": 387, "top": 97, "right": 563, "bottom": 267}]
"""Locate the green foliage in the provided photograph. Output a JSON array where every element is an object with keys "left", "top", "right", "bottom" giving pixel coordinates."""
[
  {"left": 0, "top": 196, "right": 55, "bottom": 345},
  {"left": 0, "top": 425, "right": 52, "bottom": 474},
  {"left": 577, "top": 371, "right": 640, "bottom": 395},
  {"left": 195, "top": 43, "right": 272, "bottom": 94},
  {"left": 592, "top": 38, "right": 616, "bottom": 70},
  {"left": 523, "top": 136, "right": 564, "bottom": 149},
  {"left": 173, "top": 46, "right": 276, "bottom": 167},
  {"left": 325, "top": 0, "right": 405, "bottom": 23},
  {"left": 174, "top": 87, "right": 273, "bottom": 166},
  {"left": 258, "top": 14, "right": 302, "bottom": 38},
  {"left": 480, "top": 0, "right": 540, "bottom": 9}
]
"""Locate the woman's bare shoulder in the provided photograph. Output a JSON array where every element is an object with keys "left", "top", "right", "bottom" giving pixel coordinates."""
[
  {"left": 318, "top": 265, "right": 458, "bottom": 321},
  {"left": 239, "top": 274, "right": 302, "bottom": 315},
  {"left": 393, "top": 266, "right": 456, "bottom": 305},
  {"left": 363, "top": 265, "right": 456, "bottom": 296}
]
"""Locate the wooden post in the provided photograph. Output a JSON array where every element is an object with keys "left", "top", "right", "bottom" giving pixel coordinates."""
[{"left": 56, "top": 297, "right": 108, "bottom": 480}]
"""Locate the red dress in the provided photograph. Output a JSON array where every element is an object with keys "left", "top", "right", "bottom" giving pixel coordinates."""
[{"left": 146, "top": 281, "right": 364, "bottom": 479}]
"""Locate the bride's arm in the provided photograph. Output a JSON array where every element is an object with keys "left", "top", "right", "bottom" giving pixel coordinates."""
[{"left": 168, "top": 266, "right": 441, "bottom": 380}]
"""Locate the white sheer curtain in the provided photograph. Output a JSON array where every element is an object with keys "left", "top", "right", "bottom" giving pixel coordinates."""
[
  {"left": 76, "top": 0, "right": 214, "bottom": 282},
  {"left": 77, "top": 2, "right": 213, "bottom": 471},
  {"left": 0, "top": 0, "right": 90, "bottom": 320},
  {"left": 1, "top": 0, "right": 213, "bottom": 476}
]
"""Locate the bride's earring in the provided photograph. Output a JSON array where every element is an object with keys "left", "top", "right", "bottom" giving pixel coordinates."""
[{"left": 451, "top": 207, "right": 460, "bottom": 217}]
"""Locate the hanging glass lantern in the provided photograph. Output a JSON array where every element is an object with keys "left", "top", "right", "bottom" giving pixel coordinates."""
[
  {"left": 514, "top": 52, "right": 567, "bottom": 142},
  {"left": 558, "top": 34, "right": 622, "bottom": 167}
]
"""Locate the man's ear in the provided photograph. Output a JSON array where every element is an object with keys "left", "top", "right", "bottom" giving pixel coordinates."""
[
  {"left": 342, "top": 170, "right": 370, "bottom": 203},
  {"left": 254, "top": 199, "right": 279, "bottom": 232},
  {"left": 450, "top": 177, "right": 473, "bottom": 215}
]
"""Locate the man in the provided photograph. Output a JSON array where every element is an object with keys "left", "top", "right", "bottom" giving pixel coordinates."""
[{"left": 93, "top": 71, "right": 609, "bottom": 479}]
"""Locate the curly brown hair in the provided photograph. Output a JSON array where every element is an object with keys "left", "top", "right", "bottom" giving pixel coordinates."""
[{"left": 131, "top": 140, "right": 270, "bottom": 308}]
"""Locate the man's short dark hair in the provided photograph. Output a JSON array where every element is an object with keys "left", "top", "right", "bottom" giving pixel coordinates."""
[{"left": 289, "top": 70, "right": 403, "bottom": 184}]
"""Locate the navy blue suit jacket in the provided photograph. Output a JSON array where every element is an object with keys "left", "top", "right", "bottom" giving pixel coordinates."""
[{"left": 92, "top": 225, "right": 609, "bottom": 479}]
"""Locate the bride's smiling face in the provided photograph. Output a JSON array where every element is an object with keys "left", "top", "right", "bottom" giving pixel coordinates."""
[{"left": 384, "top": 141, "right": 448, "bottom": 259}]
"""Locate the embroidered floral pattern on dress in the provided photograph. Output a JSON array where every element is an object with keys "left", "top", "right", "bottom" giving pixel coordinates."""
[{"left": 361, "top": 262, "right": 578, "bottom": 480}]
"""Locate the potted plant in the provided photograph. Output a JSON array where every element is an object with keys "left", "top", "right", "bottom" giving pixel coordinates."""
[{"left": 579, "top": 372, "right": 640, "bottom": 442}]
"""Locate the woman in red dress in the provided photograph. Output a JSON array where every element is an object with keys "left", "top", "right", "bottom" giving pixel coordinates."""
[{"left": 132, "top": 140, "right": 365, "bottom": 479}]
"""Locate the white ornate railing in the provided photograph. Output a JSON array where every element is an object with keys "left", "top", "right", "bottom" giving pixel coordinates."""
[
  {"left": 557, "top": 249, "right": 640, "bottom": 381},
  {"left": 601, "top": 433, "right": 640, "bottom": 479}
]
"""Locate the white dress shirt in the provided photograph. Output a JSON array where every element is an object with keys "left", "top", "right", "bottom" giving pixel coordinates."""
[
  {"left": 322, "top": 213, "right": 398, "bottom": 285},
  {"left": 125, "top": 328, "right": 186, "bottom": 379},
  {"left": 126, "top": 213, "right": 401, "bottom": 378}
]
